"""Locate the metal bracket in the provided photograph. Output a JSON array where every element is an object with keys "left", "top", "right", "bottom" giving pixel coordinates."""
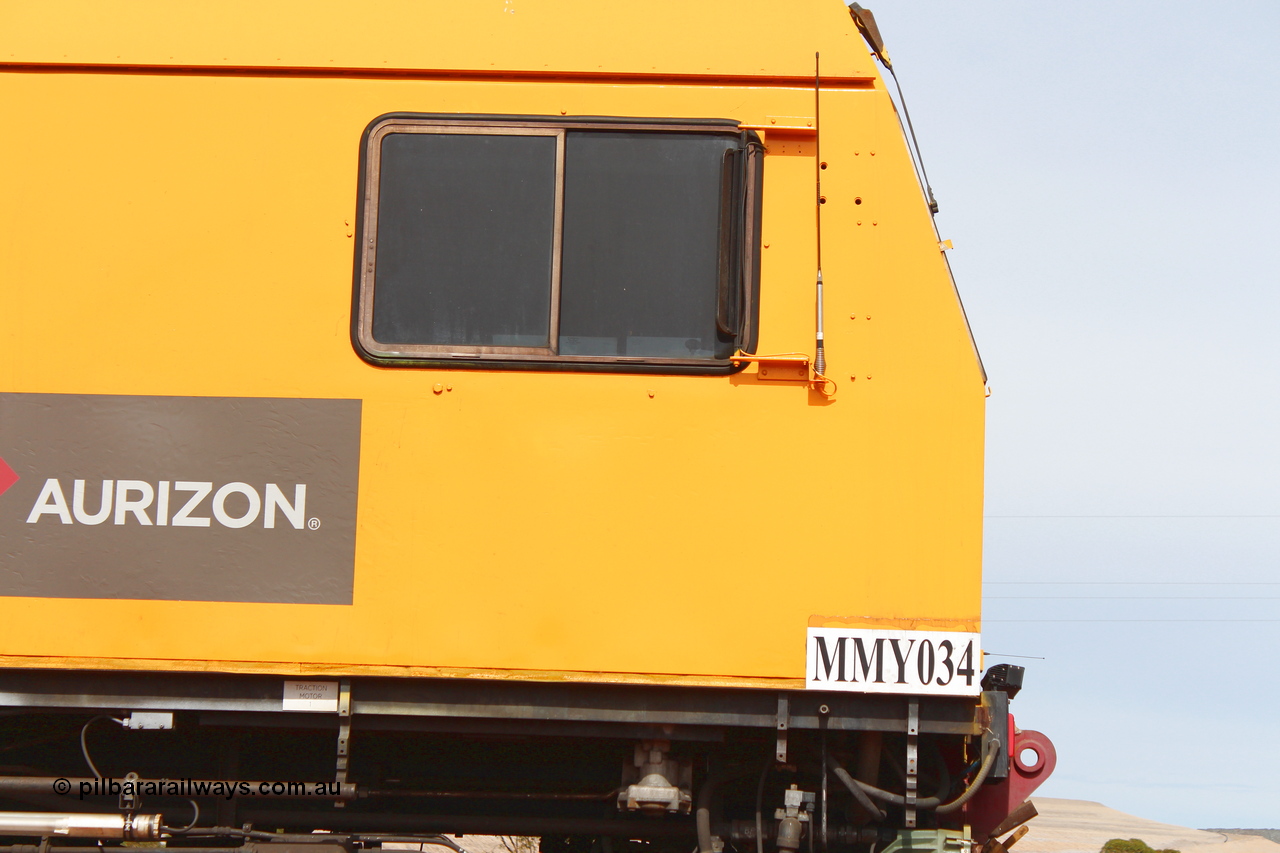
[
  {"left": 739, "top": 118, "right": 817, "bottom": 135},
  {"left": 334, "top": 678, "right": 351, "bottom": 807},
  {"left": 738, "top": 120, "right": 818, "bottom": 152},
  {"left": 731, "top": 354, "right": 810, "bottom": 382},
  {"left": 981, "top": 690, "right": 1012, "bottom": 780},
  {"left": 819, "top": 707, "right": 829, "bottom": 852},
  {"left": 904, "top": 700, "right": 919, "bottom": 828},
  {"left": 730, "top": 352, "right": 835, "bottom": 397},
  {"left": 775, "top": 695, "right": 790, "bottom": 763},
  {"left": 119, "top": 771, "right": 139, "bottom": 814}
]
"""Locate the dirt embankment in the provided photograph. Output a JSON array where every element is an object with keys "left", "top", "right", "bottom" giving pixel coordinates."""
[{"left": 1019, "top": 798, "right": 1280, "bottom": 853}]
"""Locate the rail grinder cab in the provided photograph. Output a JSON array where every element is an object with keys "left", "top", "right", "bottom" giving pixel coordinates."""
[{"left": 0, "top": 1, "right": 1053, "bottom": 852}]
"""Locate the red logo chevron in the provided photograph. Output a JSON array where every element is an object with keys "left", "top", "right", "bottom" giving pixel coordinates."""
[{"left": 0, "top": 457, "right": 18, "bottom": 497}]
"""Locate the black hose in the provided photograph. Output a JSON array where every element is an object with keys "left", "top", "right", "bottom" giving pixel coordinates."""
[
  {"left": 826, "top": 739, "right": 999, "bottom": 814},
  {"left": 823, "top": 756, "right": 885, "bottom": 820},
  {"left": 172, "top": 827, "right": 298, "bottom": 841},
  {"left": 935, "top": 739, "right": 999, "bottom": 815},
  {"left": 361, "top": 836, "right": 468, "bottom": 852},
  {"left": 879, "top": 741, "right": 950, "bottom": 799},
  {"left": 167, "top": 828, "right": 466, "bottom": 851},
  {"left": 162, "top": 809, "right": 473, "bottom": 845},
  {"left": 79, "top": 715, "right": 122, "bottom": 780},
  {"left": 696, "top": 770, "right": 722, "bottom": 853}
]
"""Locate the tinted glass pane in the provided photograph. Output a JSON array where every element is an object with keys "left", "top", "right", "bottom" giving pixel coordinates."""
[
  {"left": 372, "top": 132, "right": 557, "bottom": 347},
  {"left": 559, "top": 132, "right": 736, "bottom": 359}
]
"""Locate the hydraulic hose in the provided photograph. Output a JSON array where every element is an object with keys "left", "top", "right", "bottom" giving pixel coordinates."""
[
  {"left": 824, "top": 758, "right": 885, "bottom": 821},
  {"left": 826, "top": 738, "right": 999, "bottom": 815},
  {"left": 935, "top": 739, "right": 1000, "bottom": 815},
  {"left": 696, "top": 771, "right": 722, "bottom": 853}
]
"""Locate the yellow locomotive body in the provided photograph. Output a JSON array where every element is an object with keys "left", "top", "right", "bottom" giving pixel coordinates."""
[
  {"left": 0, "top": 1, "right": 1049, "bottom": 849},
  {"left": 1, "top": 0, "right": 981, "bottom": 683}
]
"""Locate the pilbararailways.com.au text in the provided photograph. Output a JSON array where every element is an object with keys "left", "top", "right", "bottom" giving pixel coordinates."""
[{"left": 52, "top": 777, "right": 342, "bottom": 800}]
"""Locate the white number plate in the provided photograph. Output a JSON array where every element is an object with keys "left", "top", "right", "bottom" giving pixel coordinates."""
[{"left": 806, "top": 628, "right": 981, "bottom": 696}]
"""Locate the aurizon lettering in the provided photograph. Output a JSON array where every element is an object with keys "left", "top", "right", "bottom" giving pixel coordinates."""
[{"left": 24, "top": 479, "right": 307, "bottom": 529}]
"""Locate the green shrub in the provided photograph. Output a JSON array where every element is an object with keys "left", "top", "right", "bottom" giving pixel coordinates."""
[{"left": 1101, "top": 839, "right": 1179, "bottom": 853}]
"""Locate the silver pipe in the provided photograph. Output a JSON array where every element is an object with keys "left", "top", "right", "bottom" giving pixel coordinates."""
[{"left": 0, "top": 812, "right": 161, "bottom": 839}]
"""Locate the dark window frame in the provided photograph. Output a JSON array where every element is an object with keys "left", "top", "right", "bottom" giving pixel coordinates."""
[{"left": 351, "top": 113, "right": 762, "bottom": 374}]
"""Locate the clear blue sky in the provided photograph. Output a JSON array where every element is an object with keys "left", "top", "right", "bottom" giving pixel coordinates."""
[{"left": 856, "top": 0, "right": 1280, "bottom": 830}]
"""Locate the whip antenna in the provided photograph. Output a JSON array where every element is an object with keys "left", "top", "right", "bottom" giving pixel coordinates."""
[{"left": 814, "top": 52, "right": 826, "bottom": 377}]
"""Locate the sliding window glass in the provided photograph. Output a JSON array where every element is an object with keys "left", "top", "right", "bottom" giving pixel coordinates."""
[{"left": 355, "top": 115, "right": 761, "bottom": 371}]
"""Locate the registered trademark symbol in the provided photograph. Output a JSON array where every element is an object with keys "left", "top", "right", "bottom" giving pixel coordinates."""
[{"left": 308, "top": 518, "right": 321, "bottom": 530}]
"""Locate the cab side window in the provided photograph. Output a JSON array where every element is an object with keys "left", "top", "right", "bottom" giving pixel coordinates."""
[{"left": 354, "top": 115, "right": 761, "bottom": 372}]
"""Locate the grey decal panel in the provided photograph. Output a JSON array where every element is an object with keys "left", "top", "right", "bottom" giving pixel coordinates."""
[{"left": 0, "top": 393, "right": 360, "bottom": 604}]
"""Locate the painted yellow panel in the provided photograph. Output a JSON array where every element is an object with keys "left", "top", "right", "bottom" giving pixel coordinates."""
[
  {"left": 0, "top": 0, "right": 984, "bottom": 687},
  {"left": 3, "top": 0, "right": 873, "bottom": 82}
]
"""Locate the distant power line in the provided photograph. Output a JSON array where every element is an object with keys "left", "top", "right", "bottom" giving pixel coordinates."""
[
  {"left": 984, "top": 514, "right": 1280, "bottom": 518},
  {"left": 987, "top": 595, "right": 1280, "bottom": 600},
  {"left": 987, "top": 619, "right": 1280, "bottom": 623}
]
